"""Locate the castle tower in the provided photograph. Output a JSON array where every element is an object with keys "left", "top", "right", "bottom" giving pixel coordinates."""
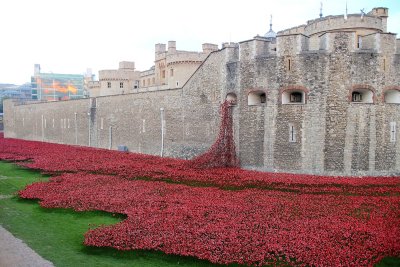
[
  {"left": 168, "top": 41, "right": 176, "bottom": 53},
  {"left": 368, "top": 7, "right": 388, "bottom": 31}
]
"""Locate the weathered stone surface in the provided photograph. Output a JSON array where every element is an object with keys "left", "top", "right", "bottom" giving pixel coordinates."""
[{"left": 4, "top": 9, "right": 400, "bottom": 176}]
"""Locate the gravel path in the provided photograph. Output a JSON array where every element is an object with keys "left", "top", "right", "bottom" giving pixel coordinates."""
[{"left": 0, "top": 225, "right": 54, "bottom": 267}]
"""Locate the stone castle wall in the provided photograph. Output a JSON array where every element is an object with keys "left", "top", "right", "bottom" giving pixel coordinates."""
[
  {"left": 4, "top": 14, "right": 400, "bottom": 176},
  {"left": 4, "top": 90, "right": 184, "bottom": 158}
]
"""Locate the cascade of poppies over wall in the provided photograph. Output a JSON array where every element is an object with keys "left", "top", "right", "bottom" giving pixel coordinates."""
[{"left": 190, "top": 100, "right": 239, "bottom": 168}]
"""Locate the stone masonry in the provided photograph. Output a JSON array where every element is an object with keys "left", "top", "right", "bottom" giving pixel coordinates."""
[{"left": 4, "top": 7, "right": 400, "bottom": 176}]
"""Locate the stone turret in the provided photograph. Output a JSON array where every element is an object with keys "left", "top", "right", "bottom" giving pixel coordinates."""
[
  {"left": 368, "top": 7, "right": 388, "bottom": 31},
  {"left": 155, "top": 43, "right": 166, "bottom": 54},
  {"left": 202, "top": 43, "right": 219, "bottom": 54},
  {"left": 168, "top": 41, "right": 176, "bottom": 53}
]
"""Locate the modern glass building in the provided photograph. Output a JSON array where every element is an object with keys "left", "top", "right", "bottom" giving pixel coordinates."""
[{"left": 31, "top": 64, "right": 85, "bottom": 101}]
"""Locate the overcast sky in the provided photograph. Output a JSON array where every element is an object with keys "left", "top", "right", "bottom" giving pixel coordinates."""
[{"left": 1, "top": 0, "right": 399, "bottom": 85}]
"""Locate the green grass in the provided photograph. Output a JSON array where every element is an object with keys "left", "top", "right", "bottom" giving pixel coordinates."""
[
  {"left": 0, "top": 161, "right": 48, "bottom": 195},
  {"left": 0, "top": 161, "right": 398, "bottom": 267}
]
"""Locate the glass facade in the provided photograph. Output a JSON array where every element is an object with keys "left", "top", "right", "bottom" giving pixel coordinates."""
[{"left": 31, "top": 73, "right": 84, "bottom": 101}]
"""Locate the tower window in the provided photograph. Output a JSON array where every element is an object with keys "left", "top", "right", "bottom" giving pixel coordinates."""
[
  {"left": 120, "top": 82, "right": 124, "bottom": 88},
  {"left": 390, "top": 122, "right": 396, "bottom": 142},
  {"left": 350, "top": 88, "right": 374, "bottom": 103},
  {"left": 286, "top": 57, "right": 293, "bottom": 71},
  {"left": 107, "top": 82, "right": 111, "bottom": 88},
  {"left": 383, "top": 58, "right": 386, "bottom": 72},
  {"left": 357, "top": 35, "right": 362, "bottom": 49},
  {"left": 170, "top": 69, "right": 174, "bottom": 77},
  {"left": 248, "top": 91, "right": 267, "bottom": 105},
  {"left": 289, "top": 123, "right": 296, "bottom": 142},
  {"left": 282, "top": 89, "right": 306, "bottom": 104},
  {"left": 384, "top": 89, "right": 400, "bottom": 104}
]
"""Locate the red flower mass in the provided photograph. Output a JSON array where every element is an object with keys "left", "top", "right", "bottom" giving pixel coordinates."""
[{"left": 0, "top": 132, "right": 399, "bottom": 266}]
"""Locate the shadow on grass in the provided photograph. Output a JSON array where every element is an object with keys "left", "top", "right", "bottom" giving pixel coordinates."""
[
  {"left": 375, "top": 257, "right": 400, "bottom": 267},
  {"left": 82, "top": 246, "right": 239, "bottom": 267},
  {"left": 17, "top": 197, "right": 127, "bottom": 221}
]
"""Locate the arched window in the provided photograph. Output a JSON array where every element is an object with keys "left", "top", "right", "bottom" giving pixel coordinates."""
[
  {"left": 290, "top": 92, "right": 303, "bottom": 103},
  {"left": 226, "top": 92, "right": 237, "bottom": 105},
  {"left": 352, "top": 91, "right": 362, "bottom": 102},
  {"left": 384, "top": 88, "right": 400, "bottom": 104},
  {"left": 350, "top": 87, "right": 374, "bottom": 103},
  {"left": 281, "top": 89, "right": 306, "bottom": 104},
  {"left": 248, "top": 91, "right": 266, "bottom": 105}
]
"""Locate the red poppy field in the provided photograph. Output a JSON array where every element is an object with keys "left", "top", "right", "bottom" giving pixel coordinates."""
[{"left": 0, "top": 134, "right": 399, "bottom": 267}]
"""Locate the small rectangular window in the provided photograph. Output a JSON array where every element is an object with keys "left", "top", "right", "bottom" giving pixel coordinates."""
[
  {"left": 100, "top": 117, "right": 104, "bottom": 130},
  {"left": 357, "top": 35, "right": 362, "bottom": 49},
  {"left": 107, "top": 82, "right": 111, "bottom": 88},
  {"left": 289, "top": 123, "right": 296, "bottom": 142},
  {"left": 162, "top": 70, "right": 166, "bottom": 79},
  {"left": 170, "top": 69, "right": 174, "bottom": 77},
  {"left": 390, "top": 122, "right": 396, "bottom": 142},
  {"left": 120, "top": 82, "right": 124, "bottom": 88}
]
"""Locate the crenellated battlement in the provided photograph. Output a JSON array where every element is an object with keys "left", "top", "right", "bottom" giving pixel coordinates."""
[
  {"left": 140, "top": 67, "right": 155, "bottom": 78},
  {"left": 166, "top": 51, "right": 208, "bottom": 66},
  {"left": 277, "top": 25, "right": 306, "bottom": 36},
  {"left": 276, "top": 34, "right": 309, "bottom": 56},
  {"left": 274, "top": 21, "right": 397, "bottom": 56},
  {"left": 277, "top": 12, "right": 386, "bottom": 37},
  {"left": 99, "top": 69, "right": 138, "bottom": 81},
  {"left": 238, "top": 38, "right": 276, "bottom": 60},
  {"left": 278, "top": 7, "right": 391, "bottom": 48},
  {"left": 221, "top": 42, "right": 239, "bottom": 62},
  {"left": 119, "top": 61, "right": 135, "bottom": 70},
  {"left": 202, "top": 43, "right": 219, "bottom": 54},
  {"left": 303, "top": 14, "right": 385, "bottom": 36},
  {"left": 155, "top": 41, "right": 218, "bottom": 62}
]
